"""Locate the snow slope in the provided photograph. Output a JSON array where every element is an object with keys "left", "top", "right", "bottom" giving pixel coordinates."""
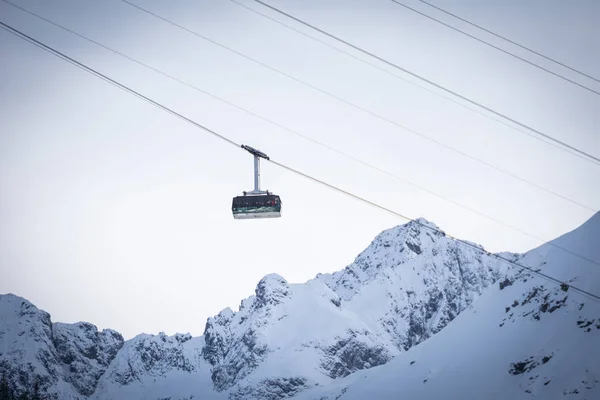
[
  {"left": 201, "top": 218, "right": 509, "bottom": 398},
  {"left": 1, "top": 214, "right": 598, "bottom": 399},
  {"left": 296, "top": 213, "right": 600, "bottom": 400},
  {"left": 91, "top": 333, "right": 222, "bottom": 400}
]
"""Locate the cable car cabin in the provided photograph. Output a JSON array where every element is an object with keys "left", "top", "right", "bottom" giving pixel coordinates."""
[{"left": 232, "top": 194, "right": 281, "bottom": 219}]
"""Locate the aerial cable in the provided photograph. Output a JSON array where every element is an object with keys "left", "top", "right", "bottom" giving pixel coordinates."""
[
  {"left": 229, "top": 0, "right": 597, "bottom": 168},
  {"left": 4, "top": 1, "right": 597, "bottom": 266},
  {"left": 250, "top": 0, "right": 600, "bottom": 166},
  {"left": 0, "top": 22, "right": 241, "bottom": 151},
  {"left": 112, "top": 0, "right": 597, "bottom": 212},
  {"left": 226, "top": 0, "right": 575, "bottom": 160},
  {"left": 2, "top": 20, "right": 599, "bottom": 304},
  {"left": 417, "top": 0, "right": 600, "bottom": 85},
  {"left": 390, "top": 0, "right": 600, "bottom": 97},
  {"left": 270, "top": 160, "right": 600, "bottom": 304}
]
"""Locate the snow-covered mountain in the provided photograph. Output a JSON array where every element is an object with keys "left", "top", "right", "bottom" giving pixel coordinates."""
[
  {"left": 201, "top": 218, "right": 509, "bottom": 397},
  {"left": 1, "top": 214, "right": 598, "bottom": 399},
  {"left": 297, "top": 213, "right": 600, "bottom": 400},
  {"left": 0, "top": 294, "right": 124, "bottom": 399}
]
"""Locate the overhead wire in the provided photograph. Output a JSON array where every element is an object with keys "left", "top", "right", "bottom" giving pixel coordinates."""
[
  {"left": 113, "top": 0, "right": 597, "bottom": 213},
  {"left": 389, "top": 0, "right": 600, "bottom": 97},
  {"left": 271, "top": 158, "right": 600, "bottom": 303},
  {"left": 417, "top": 0, "right": 600, "bottom": 85},
  {"left": 0, "top": 22, "right": 240, "bottom": 150},
  {"left": 2, "top": 0, "right": 597, "bottom": 270},
  {"left": 1, "top": 19, "right": 599, "bottom": 304},
  {"left": 227, "top": 0, "right": 580, "bottom": 161},
  {"left": 249, "top": 0, "right": 600, "bottom": 166}
]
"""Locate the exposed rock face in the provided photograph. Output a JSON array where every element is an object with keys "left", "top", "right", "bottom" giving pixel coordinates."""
[
  {"left": 89, "top": 330, "right": 218, "bottom": 400},
  {"left": 229, "top": 377, "right": 309, "bottom": 400},
  {"left": 0, "top": 294, "right": 123, "bottom": 399},
  {"left": 89, "top": 332, "right": 205, "bottom": 399},
  {"left": 202, "top": 274, "right": 289, "bottom": 391},
  {"left": 108, "top": 332, "right": 196, "bottom": 386},
  {"left": 254, "top": 274, "right": 291, "bottom": 309},
  {"left": 0, "top": 295, "right": 60, "bottom": 398},
  {"left": 319, "top": 329, "right": 391, "bottom": 379},
  {"left": 53, "top": 322, "right": 124, "bottom": 396}
]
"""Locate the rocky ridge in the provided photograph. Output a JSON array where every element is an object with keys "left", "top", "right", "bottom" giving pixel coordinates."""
[
  {"left": 0, "top": 294, "right": 124, "bottom": 399},
  {"left": 0, "top": 217, "right": 545, "bottom": 400}
]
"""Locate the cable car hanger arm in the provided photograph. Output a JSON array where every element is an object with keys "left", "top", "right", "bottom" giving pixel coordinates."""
[{"left": 241, "top": 144, "right": 269, "bottom": 160}]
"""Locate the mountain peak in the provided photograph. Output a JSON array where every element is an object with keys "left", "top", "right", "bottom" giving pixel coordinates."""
[
  {"left": 316, "top": 216, "right": 493, "bottom": 302},
  {"left": 255, "top": 273, "right": 290, "bottom": 309},
  {"left": 385, "top": 217, "right": 445, "bottom": 241},
  {"left": 410, "top": 217, "right": 442, "bottom": 231},
  {"left": 0, "top": 292, "right": 52, "bottom": 330},
  {"left": 257, "top": 272, "right": 288, "bottom": 285}
]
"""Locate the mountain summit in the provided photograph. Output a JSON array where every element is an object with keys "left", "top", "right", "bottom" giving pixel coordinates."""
[
  {"left": 197, "top": 217, "right": 509, "bottom": 399},
  {"left": 1, "top": 215, "right": 598, "bottom": 399}
]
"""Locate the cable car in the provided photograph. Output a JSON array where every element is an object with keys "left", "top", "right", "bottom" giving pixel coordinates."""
[
  {"left": 232, "top": 145, "right": 282, "bottom": 219},
  {"left": 232, "top": 192, "right": 281, "bottom": 219}
]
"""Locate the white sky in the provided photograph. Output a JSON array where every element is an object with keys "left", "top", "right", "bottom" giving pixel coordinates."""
[{"left": 1, "top": 0, "right": 599, "bottom": 339}]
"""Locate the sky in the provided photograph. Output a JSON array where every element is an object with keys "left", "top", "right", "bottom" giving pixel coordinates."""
[{"left": 0, "top": 0, "right": 599, "bottom": 340}]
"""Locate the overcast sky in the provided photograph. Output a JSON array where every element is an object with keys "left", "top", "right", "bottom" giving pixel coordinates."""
[{"left": 1, "top": 0, "right": 599, "bottom": 339}]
